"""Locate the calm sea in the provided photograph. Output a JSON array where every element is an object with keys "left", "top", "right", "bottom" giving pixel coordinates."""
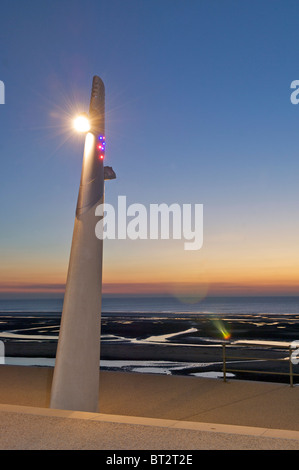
[{"left": 0, "top": 295, "right": 298, "bottom": 316}]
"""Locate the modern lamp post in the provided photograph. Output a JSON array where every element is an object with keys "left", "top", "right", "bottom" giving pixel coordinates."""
[{"left": 50, "top": 76, "right": 112, "bottom": 412}]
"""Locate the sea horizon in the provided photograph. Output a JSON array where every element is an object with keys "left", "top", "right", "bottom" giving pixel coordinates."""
[{"left": 0, "top": 293, "right": 298, "bottom": 316}]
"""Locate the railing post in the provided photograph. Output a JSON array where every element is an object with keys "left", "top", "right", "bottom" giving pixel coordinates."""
[
  {"left": 222, "top": 343, "right": 227, "bottom": 383},
  {"left": 289, "top": 346, "right": 294, "bottom": 387}
]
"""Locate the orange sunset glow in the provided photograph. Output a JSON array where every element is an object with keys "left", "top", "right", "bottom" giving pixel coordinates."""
[{"left": 1, "top": 235, "right": 299, "bottom": 296}]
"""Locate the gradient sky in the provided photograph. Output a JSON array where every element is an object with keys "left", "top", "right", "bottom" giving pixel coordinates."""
[{"left": 0, "top": 0, "right": 299, "bottom": 297}]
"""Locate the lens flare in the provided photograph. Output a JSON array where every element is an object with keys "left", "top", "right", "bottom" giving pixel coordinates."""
[
  {"left": 210, "top": 317, "right": 231, "bottom": 340},
  {"left": 170, "top": 278, "right": 210, "bottom": 306}
]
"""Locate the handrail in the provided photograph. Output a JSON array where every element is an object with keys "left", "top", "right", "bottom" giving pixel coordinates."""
[{"left": 222, "top": 341, "right": 299, "bottom": 387}]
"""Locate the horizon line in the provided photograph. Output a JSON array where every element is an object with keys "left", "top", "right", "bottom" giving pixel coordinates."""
[{"left": 0, "top": 281, "right": 298, "bottom": 297}]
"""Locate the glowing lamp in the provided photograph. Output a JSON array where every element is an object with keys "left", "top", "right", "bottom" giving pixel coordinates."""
[{"left": 73, "top": 114, "right": 91, "bottom": 133}]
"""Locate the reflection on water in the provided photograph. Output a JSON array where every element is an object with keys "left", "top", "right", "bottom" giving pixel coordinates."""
[{"left": 4, "top": 357, "right": 234, "bottom": 378}]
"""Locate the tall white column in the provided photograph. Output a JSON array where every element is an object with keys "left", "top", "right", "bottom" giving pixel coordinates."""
[{"left": 50, "top": 76, "right": 105, "bottom": 412}]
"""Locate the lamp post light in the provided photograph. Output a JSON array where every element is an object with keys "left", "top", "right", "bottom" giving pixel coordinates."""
[
  {"left": 73, "top": 113, "right": 91, "bottom": 133},
  {"left": 50, "top": 76, "right": 113, "bottom": 412}
]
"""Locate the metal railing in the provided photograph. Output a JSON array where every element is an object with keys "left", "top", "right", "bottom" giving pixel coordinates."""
[{"left": 222, "top": 341, "right": 299, "bottom": 387}]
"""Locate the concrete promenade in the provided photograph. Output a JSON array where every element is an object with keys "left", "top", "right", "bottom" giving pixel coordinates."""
[{"left": 1, "top": 365, "right": 299, "bottom": 449}]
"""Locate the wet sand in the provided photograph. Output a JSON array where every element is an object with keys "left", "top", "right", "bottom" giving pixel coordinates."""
[{"left": 1, "top": 313, "right": 299, "bottom": 384}]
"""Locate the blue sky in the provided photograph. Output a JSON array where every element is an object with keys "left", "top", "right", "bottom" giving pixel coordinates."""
[{"left": 0, "top": 0, "right": 299, "bottom": 295}]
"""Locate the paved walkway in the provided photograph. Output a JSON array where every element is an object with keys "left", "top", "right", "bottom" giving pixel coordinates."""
[
  {"left": 1, "top": 403, "right": 299, "bottom": 450},
  {"left": 1, "top": 366, "right": 299, "bottom": 449}
]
